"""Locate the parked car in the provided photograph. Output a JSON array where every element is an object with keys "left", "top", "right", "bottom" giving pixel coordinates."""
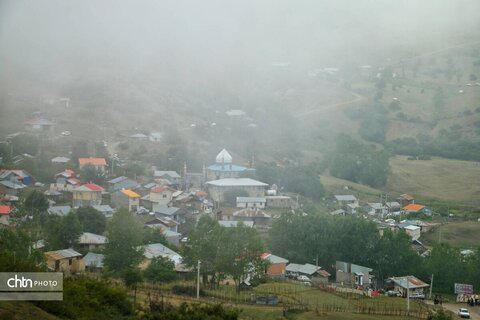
[
  {"left": 297, "top": 275, "right": 311, "bottom": 282},
  {"left": 386, "top": 290, "right": 402, "bottom": 297},
  {"left": 458, "top": 308, "right": 470, "bottom": 318},
  {"left": 410, "top": 292, "right": 425, "bottom": 300}
]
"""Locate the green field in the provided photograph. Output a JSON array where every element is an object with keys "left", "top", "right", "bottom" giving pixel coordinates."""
[
  {"left": 422, "top": 220, "right": 480, "bottom": 248},
  {"left": 387, "top": 156, "right": 480, "bottom": 205}
]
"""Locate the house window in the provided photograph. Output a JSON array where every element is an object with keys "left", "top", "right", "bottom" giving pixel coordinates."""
[{"left": 163, "top": 194, "right": 167, "bottom": 198}]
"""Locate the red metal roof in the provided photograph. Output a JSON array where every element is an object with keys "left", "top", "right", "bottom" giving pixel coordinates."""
[
  {"left": 84, "top": 183, "right": 104, "bottom": 191},
  {"left": 0, "top": 205, "right": 11, "bottom": 215},
  {"left": 151, "top": 186, "right": 167, "bottom": 193}
]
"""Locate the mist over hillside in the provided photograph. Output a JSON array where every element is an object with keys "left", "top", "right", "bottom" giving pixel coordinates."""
[{"left": 1, "top": 0, "right": 480, "bottom": 191}]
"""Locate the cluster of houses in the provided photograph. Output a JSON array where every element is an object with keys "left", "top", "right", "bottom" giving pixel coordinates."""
[
  {"left": 0, "top": 146, "right": 435, "bottom": 299},
  {"left": 260, "top": 252, "right": 429, "bottom": 298}
]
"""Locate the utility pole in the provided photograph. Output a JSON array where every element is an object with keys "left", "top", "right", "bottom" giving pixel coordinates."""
[
  {"left": 429, "top": 274, "right": 434, "bottom": 300},
  {"left": 406, "top": 276, "right": 410, "bottom": 316},
  {"left": 196, "top": 260, "right": 201, "bottom": 299}
]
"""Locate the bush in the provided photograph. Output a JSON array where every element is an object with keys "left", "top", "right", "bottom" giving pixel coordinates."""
[{"left": 171, "top": 285, "right": 206, "bottom": 297}]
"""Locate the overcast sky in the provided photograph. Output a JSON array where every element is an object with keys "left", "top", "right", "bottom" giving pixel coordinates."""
[{"left": 1, "top": 0, "right": 479, "bottom": 90}]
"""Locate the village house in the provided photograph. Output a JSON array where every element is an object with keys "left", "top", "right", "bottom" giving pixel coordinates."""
[
  {"left": 106, "top": 176, "right": 139, "bottom": 193},
  {"left": 387, "top": 275, "right": 429, "bottom": 298},
  {"left": 402, "top": 204, "right": 430, "bottom": 216},
  {"left": 154, "top": 206, "right": 184, "bottom": 223},
  {"left": 366, "top": 203, "right": 386, "bottom": 216},
  {"left": 261, "top": 252, "right": 289, "bottom": 278},
  {"left": 161, "top": 229, "right": 182, "bottom": 246},
  {"left": 218, "top": 220, "right": 254, "bottom": 228},
  {"left": 141, "top": 185, "right": 175, "bottom": 212},
  {"left": 336, "top": 261, "right": 373, "bottom": 288},
  {"left": 206, "top": 149, "right": 255, "bottom": 180},
  {"left": 232, "top": 207, "right": 271, "bottom": 226},
  {"left": 385, "top": 201, "right": 401, "bottom": 213},
  {"left": 265, "top": 195, "right": 297, "bottom": 209},
  {"left": 346, "top": 202, "right": 361, "bottom": 214},
  {"left": 334, "top": 195, "right": 359, "bottom": 206},
  {"left": 72, "top": 183, "right": 104, "bottom": 207},
  {"left": 48, "top": 205, "right": 72, "bottom": 216},
  {"left": 111, "top": 189, "right": 140, "bottom": 212},
  {"left": 286, "top": 263, "right": 330, "bottom": 285},
  {"left": 139, "top": 243, "right": 183, "bottom": 269},
  {"left": 0, "top": 205, "right": 11, "bottom": 226},
  {"left": 78, "top": 157, "right": 107, "bottom": 173},
  {"left": 153, "top": 171, "right": 182, "bottom": 188},
  {"left": 236, "top": 196, "right": 266, "bottom": 208},
  {"left": 145, "top": 216, "right": 179, "bottom": 232},
  {"left": 83, "top": 252, "right": 104, "bottom": 272},
  {"left": 206, "top": 178, "right": 268, "bottom": 203},
  {"left": 44, "top": 249, "right": 85, "bottom": 274},
  {"left": 397, "top": 194, "right": 415, "bottom": 207},
  {"left": 78, "top": 232, "right": 107, "bottom": 250},
  {"left": 54, "top": 169, "right": 80, "bottom": 185},
  {"left": 92, "top": 204, "right": 115, "bottom": 218},
  {"left": 0, "top": 169, "right": 34, "bottom": 186},
  {"left": 0, "top": 180, "right": 26, "bottom": 196}
]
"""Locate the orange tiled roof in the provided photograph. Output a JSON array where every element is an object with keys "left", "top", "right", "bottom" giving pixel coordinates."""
[
  {"left": 402, "top": 204, "right": 425, "bottom": 212},
  {"left": 78, "top": 157, "right": 107, "bottom": 166},
  {"left": 121, "top": 189, "right": 140, "bottom": 198}
]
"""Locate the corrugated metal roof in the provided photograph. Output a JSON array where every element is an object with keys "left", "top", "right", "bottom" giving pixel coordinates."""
[
  {"left": 206, "top": 178, "right": 268, "bottom": 187},
  {"left": 334, "top": 195, "right": 358, "bottom": 201},
  {"left": 390, "top": 276, "right": 429, "bottom": 289},
  {"left": 45, "top": 248, "right": 82, "bottom": 260},
  {"left": 237, "top": 197, "right": 266, "bottom": 203},
  {"left": 84, "top": 252, "right": 104, "bottom": 268},
  {"left": 79, "top": 232, "right": 107, "bottom": 244}
]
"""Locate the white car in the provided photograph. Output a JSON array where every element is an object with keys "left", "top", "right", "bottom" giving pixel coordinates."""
[
  {"left": 297, "top": 275, "right": 311, "bottom": 282},
  {"left": 458, "top": 308, "right": 470, "bottom": 319}
]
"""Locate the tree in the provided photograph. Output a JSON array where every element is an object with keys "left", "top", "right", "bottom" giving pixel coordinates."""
[
  {"left": 18, "top": 189, "right": 50, "bottom": 233},
  {"left": 329, "top": 134, "right": 391, "bottom": 187},
  {"left": 45, "top": 213, "right": 82, "bottom": 250},
  {"left": 143, "top": 256, "right": 177, "bottom": 283},
  {"left": 183, "top": 215, "right": 221, "bottom": 288},
  {"left": 76, "top": 206, "right": 106, "bottom": 234},
  {"left": 80, "top": 164, "right": 106, "bottom": 185},
  {"left": 426, "top": 243, "right": 465, "bottom": 293},
  {"left": 104, "top": 209, "right": 144, "bottom": 274},
  {"left": 372, "top": 229, "right": 425, "bottom": 281},
  {"left": 215, "top": 223, "right": 264, "bottom": 292}
]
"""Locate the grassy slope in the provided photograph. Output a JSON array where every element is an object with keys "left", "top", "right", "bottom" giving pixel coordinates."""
[
  {"left": 422, "top": 220, "right": 480, "bottom": 248},
  {"left": 0, "top": 301, "right": 60, "bottom": 320},
  {"left": 321, "top": 155, "right": 480, "bottom": 206},
  {"left": 387, "top": 156, "right": 480, "bottom": 205}
]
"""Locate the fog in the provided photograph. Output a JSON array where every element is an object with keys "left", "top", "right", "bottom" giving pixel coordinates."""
[
  {"left": 1, "top": 0, "right": 480, "bottom": 158},
  {"left": 2, "top": 0, "right": 479, "bottom": 85}
]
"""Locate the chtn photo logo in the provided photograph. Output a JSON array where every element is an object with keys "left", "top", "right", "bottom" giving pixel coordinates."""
[
  {"left": 6, "top": 274, "right": 59, "bottom": 289},
  {"left": 0, "top": 272, "right": 63, "bottom": 301}
]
